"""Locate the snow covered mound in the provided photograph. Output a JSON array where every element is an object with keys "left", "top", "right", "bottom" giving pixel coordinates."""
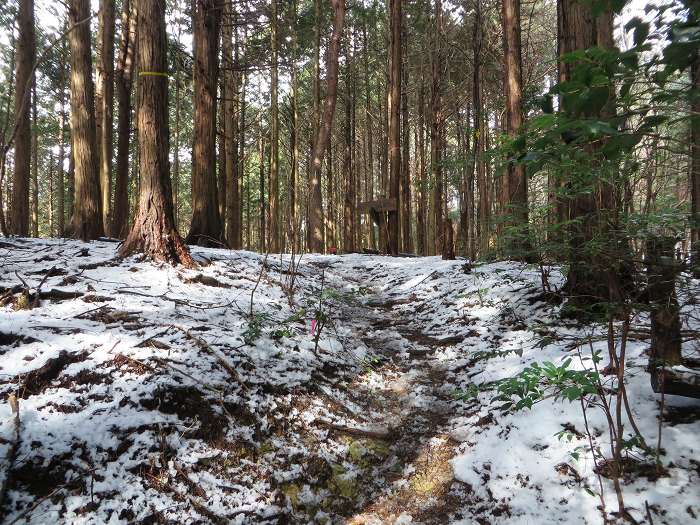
[{"left": 0, "top": 238, "right": 698, "bottom": 524}]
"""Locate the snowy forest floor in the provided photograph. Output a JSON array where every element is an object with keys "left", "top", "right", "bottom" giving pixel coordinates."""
[{"left": 0, "top": 238, "right": 698, "bottom": 524}]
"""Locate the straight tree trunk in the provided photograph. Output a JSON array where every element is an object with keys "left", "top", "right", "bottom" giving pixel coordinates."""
[
  {"left": 224, "top": 6, "right": 241, "bottom": 249},
  {"left": 559, "top": 0, "right": 619, "bottom": 305},
  {"left": 173, "top": 28, "right": 181, "bottom": 227},
  {"left": 238, "top": 31, "right": 247, "bottom": 249},
  {"left": 474, "top": 0, "right": 488, "bottom": 257},
  {"left": 430, "top": 0, "right": 444, "bottom": 256},
  {"left": 31, "top": 80, "right": 38, "bottom": 237},
  {"left": 187, "top": 0, "right": 224, "bottom": 246},
  {"left": 218, "top": 72, "right": 226, "bottom": 223},
  {"left": 309, "top": 0, "right": 346, "bottom": 253},
  {"left": 57, "top": 42, "right": 67, "bottom": 237},
  {"left": 68, "top": 0, "right": 104, "bottom": 240},
  {"left": 502, "top": 0, "right": 529, "bottom": 259},
  {"left": 119, "top": 0, "right": 193, "bottom": 267},
  {"left": 387, "top": 0, "right": 402, "bottom": 255},
  {"left": 458, "top": 105, "right": 472, "bottom": 257},
  {"left": 269, "top": 0, "right": 280, "bottom": 252},
  {"left": 362, "top": 21, "right": 376, "bottom": 250},
  {"left": 0, "top": 42, "right": 16, "bottom": 236},
  {"left": 308, "top": 0, "right": 323, "bottom": 252},
  {"left": 400, "top": 22, "right": 412, "bottom": 253},
  {"left": 343, "top": 45, "right": 355, "bottom": 252},
  {"left": 290, "top": 0, "right": 299, "bottom": 252},
  {"left": 10, "top": 0, "right": 35, "bottom": 236},
  {"left": 417, "top": 64, "right": 427, "bottom": 255},
  {"left": 112, "top": 0, "right": 136, "bottom": 238},
  {"left": 258, "top": 118, "right": 266, "bottom": 251},
  {"left": 691, "top": 54, "right": 700, "bottom": 270},
  {"left": 98, "top": 0, "right": 115, "bottom": 235}
]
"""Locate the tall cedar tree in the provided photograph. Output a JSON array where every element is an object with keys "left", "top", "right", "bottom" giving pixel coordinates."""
[
  {"left": 224, "top": 2, "right": 241, "bottom": 249},
  {"left": 308, "top": 0, "right": 324, "bottom": 252},
  {"left": 112, "top": 0, "right": 136, "bottom": 238},
  {"left": 119, "top": 0, "right": 194, "bottom": 266},
  {"left": 269, "top": 0, "right": 280, "bottom": 252},
  {"left": 68, "top": 0, "right": 104, "bottom": 240},
  {"left": 187, "top": 0, "right": 225, "bottom": 247},
  {"left": 559, "top": 0, "right": 619, "bottom": 305},
  {"left": 10, "top": 0, "right": 35, "bottom": 236},
  {"left": 502, "top": 0, "right": 529, "bottom": 258},
  {"left": 97, "top": 0, "right": 115, "bottom": 235},
  {"left": 430, "top": 0, "right": 444, "bottom": 255},
  {"left": 387, "top": 0, "right": 401, "bottom": 255},
  {"left": 309, "top": 0, "right": 346, "bottom": 253}
]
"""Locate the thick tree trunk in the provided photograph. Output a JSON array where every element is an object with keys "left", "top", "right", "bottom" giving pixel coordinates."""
[
  {"left": 10, "top": 0, "right": 35, "bottom": 236},
  {"left": 112, "top": 0, "right": 136, "bottom": 239},
  {"left": 309, "top": 0, "right": 346, "bottom": 253},
  {"left": 98, "top": 0, "right": 115, "bottom": 235},
  {"left": 187, "top": 0, "right": 224, "bottom": 247},
  {"left": 119, "top": 0, "right": 193, "bottom": 267},
  {"left": 442, "top": 218, "right": 455, "bottom": 260},
  {"left": 502, "top": 0, "right": 529, "bottom": 259},
  {"left": 560, "top": 0, "right": 620, "bottom": 306},
  {"left": 68, "top": 0, "right": 104, "bottom": 241},
  {"left": 387, "top": 0, "right": 402, "bottom": 255},
  {"left": 646, "top": 236, "right": 682, "bottom": 369}
]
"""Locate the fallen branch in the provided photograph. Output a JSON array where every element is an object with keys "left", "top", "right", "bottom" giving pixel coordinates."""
[
  {"left": 169, "top": 326, "right": 249, "bottom": 391},
  {"left": 314, "top": 418, "right": 391, "bottom": 440}
]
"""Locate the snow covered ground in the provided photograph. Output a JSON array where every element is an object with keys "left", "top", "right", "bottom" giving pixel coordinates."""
[{"left": 0, "top": 238, "right": 698, "bottom": 524}]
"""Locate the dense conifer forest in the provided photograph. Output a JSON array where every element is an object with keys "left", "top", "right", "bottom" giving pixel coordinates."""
[{"left": 0, "top": 0, "right": 699, "bottom": 523}]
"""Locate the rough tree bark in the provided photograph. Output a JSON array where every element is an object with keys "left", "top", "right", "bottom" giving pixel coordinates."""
[
  {"left": 400, "top": 18, "right": 412, "bottom": 254},
  {"left": 559, "top": 0, "right": 621, "bottom": 306},
  {"left": 224, "top": 4, "right": 241, "bottom": 249},
  {"left": 10, "top": 0, "right": 35, "bottom": 236},
  {"left": 387, "top": 0, "right": 402, "bottom": 255},
  {"left": 187, "top": 0, "right": 225, "bottom": 247},
  {"left": 502, "top": 0, "right": 529, "bottom": 259},
  {"left": 309, "top": 0, "right": 346, "bottom": 253},
  {"left": 57, "top": 34, "right": 67, "bottom": 237},
  {"left": 430, "top": 0, "right": 444, "bottom": 256},
  {"left": 119, "top": 0, "right": 194, "bottom": 267},
  {"left": 269, "top": 0, "right": 280, "bottom": 252},
  {"left": 112, "top": 0, "right": 136, "bottom": 239},
  {"left": 68, "top": 0, "right": 104, "bottom": 241},
  {"left": 97, "top": 0, "right": 115, "bottom": 234},
  {"left": 474, "top": 0, "right": 488, "bottom": 257}
]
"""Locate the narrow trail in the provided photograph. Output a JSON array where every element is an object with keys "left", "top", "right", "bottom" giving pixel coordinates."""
[{"left": 321, "top": 264, "right": 476, "bottom": 524}]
